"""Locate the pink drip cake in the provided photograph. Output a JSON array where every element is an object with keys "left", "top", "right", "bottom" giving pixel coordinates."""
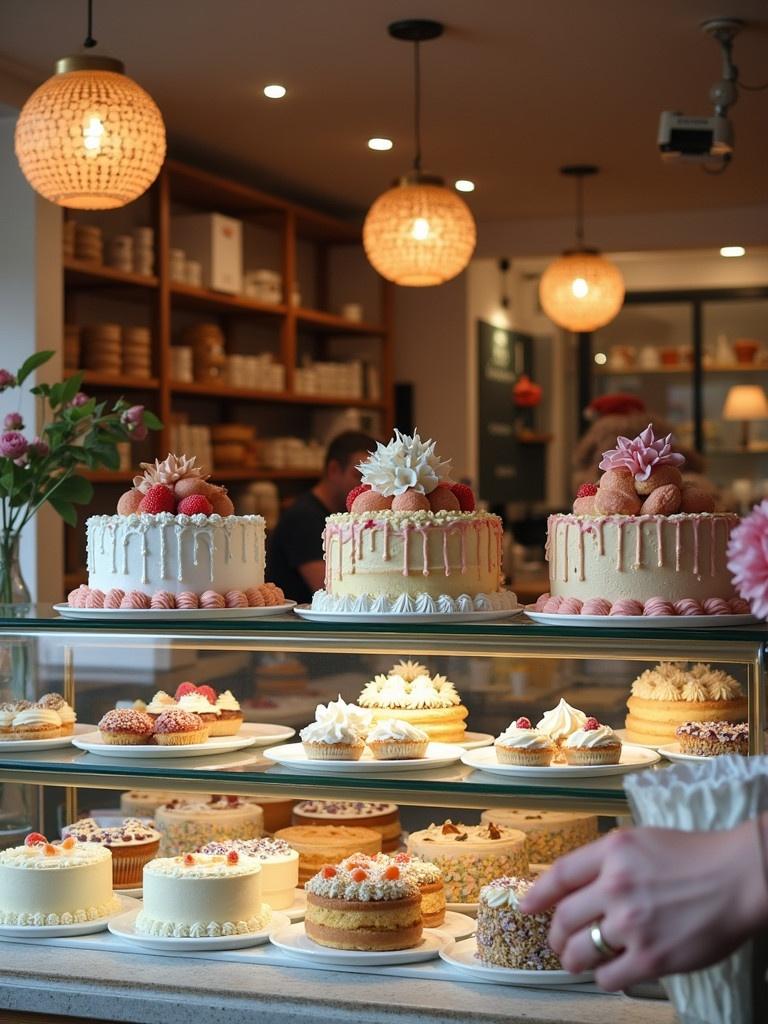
[
  {"left": 310, "top": 431, "right": 517, "bottom": 615},
  {"left": 535, "top": 425, "right": 747, "bottom": 618}
]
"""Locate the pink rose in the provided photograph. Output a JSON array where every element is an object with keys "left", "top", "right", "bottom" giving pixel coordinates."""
[
  {"left": 121, "top": 405, "right": 147, "bottom": 441},
  {"left": 3, "top": 413, "right": 23, "bottom": 431},
  {"left": 0, "top": 431, "right": 28, "bottom": 459},
  {"left": 0, "top": 370, "right": 16, "bottom": 392},
  {"left": 29, "top": 436, "right": 49, "bottom": 457},
  {"left": 69, "top": 392, "right": 89, "bottom": 407}
]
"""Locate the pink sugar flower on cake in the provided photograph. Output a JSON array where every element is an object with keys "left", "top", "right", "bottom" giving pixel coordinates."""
[
  {"left": 598, "top": 423, "right": 684, "bottom": 483},
  {"left": 727, "top": 501, "right": 768, "bottom": 620}
]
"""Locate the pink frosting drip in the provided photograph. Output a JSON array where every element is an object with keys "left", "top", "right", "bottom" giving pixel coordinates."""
[
  {"left": 104, "top": 588, "right": 125, "bottom": 608},
  {"left": 673, "top": 598, "right": 703, "bottom": 616},
  {"left": 558, "top": 597, "right": 583, "bottom": 615},
  {"left": 225, "top": 589, "right": 248, "bottom": 608},
  {"left": 121, "top": 590, "right": 151, "bottom": 609},
  {"left": 643, "top": 597, "right": 675, "bottom": 616},
  {"left": 609, "top": 599, "right": 644, "bottom": 616},
  {"left": 581, "top": 597, "right": 612, "bottom": 615},
  {"left": 150, "top": 591, "right": 176, "bottom": 609},
  {"left": 85, "top": 588, "right": 105, "bottom": 609},
  {"left": 176, "top": 592, "right": 199, "bottom": 609},
  {"left": 200, "top": 590, "right": 225, "bottom": 609},
  {"left": 598, "top": 423, "right": 685, "bottom": 481},
  {"left": 702, "top": 597, "right": 730, "bottom": 615}
]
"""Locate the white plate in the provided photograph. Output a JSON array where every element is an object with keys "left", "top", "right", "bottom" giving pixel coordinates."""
[
  {"left": 54, "top": 601, "right": 296, "bottom": 621},
  {"left": 459, "top": 732, "right": 495, "bottom": 750},
  {"left": 0, "top": 893, "right": 138, "bottom": 939},
  {"left": 263, "top": 741, "right": 464, "bottom": 773},
  {"left": 294, "top": 604, "right": 525, "bottom": 625},
  {"left": 440, "top": 937, "right": 594, "bottom": 986},
  {"left": 430, "top": 911, "right": 476, "bottom": 940},
  {"left": 614, "top": 728, "right": 662, "bottom": 751},
  {"left": 267, "top": 889, "right": 306, "bottom": 922},
  {"left": 269, "top": 920, "right": 447, "bottom": 965},
  {"left": 0, "top": 722, "right": 93, "bottom": 752},
  {"left": 658, "top": 742, "right": 712, "bottom": 763},
  {"left": 72, "top": 729, "right": 257, "bottom": 758},
  {"left": 237, "top": 723, "right": 295, "bottom": 747},
  {"left": 446, "top": 901, "right": 478, "bottom": 916},
  {"left": 526, "top": 610, "right": 756, "bottom": 629},
  {"left": 461, "top": 744, "right": 660, "bottom": 778},
  {"left": 108, "top": 907, "right": 289, "bottom": 951}
]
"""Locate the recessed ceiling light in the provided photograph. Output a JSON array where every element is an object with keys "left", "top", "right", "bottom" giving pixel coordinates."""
[
  {"left": 454, "top": 179, "right": 475, "bottom": 192},
  {"left": 720, "top": 245, "right": 745, "bottom": 257},
  {"left": 368, "top": 138, "right": 393, "bottom": 151},
  {"left": 263, "top": 84, "right": 287, "bottom": 99},
  {"left": 594, "top": 352, "right": 608, "bottom": 365}
]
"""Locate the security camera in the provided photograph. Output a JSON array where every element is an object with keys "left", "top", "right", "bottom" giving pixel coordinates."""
[{"left": 657, "top": 112, "right": 734, "bottom": 164}]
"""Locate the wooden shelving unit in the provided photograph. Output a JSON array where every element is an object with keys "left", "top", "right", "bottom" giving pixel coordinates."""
[{"left": 61, "top": 159, "right": 394, "bottom": 593}]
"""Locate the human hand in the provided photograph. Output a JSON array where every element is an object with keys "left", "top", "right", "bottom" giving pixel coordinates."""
[{"left": 521, "top": 821, "right": 768, "bottom": 990}]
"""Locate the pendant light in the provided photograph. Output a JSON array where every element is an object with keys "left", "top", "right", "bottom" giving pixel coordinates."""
[
  {"left": 15, "top": 0, "right": 166, "bottom": 210},
  {"left": 539, "top": 166, "right": 625, "bottom": 332},
  {"left": 363, "top": 20, "right": 476, "bottom": 287}
]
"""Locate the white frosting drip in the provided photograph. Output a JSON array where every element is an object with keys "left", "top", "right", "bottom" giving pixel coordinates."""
[
  {"left": 367, "top": 718, "right": 429, "bottom": 742},
  {"left": 536, "top": 699, "right": 587, "bottom": 741}
]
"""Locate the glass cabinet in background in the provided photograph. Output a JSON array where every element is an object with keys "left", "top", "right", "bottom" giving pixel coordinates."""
[{"left": 589, "top": 287, "right": 768, "bottom": 510}]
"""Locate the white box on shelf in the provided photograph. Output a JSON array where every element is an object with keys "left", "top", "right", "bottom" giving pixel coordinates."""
[{"left": 171, "top": 213, "right": 243, "bottom": 294}]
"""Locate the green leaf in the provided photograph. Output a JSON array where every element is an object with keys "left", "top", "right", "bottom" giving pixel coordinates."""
[
  {"left": 48, "top": 382, "right": 64, "bottom": 408},
  {"left": 47, "top": 496, "right": 77, "bottom": 526},
  {"left": 142, "top": 411, "right": 163, "bottom": 430},
  {"left": 52, "top": 474, "right": 93, "bottom": 505},
  {"left": 16, "top": 350, "right": 53, "bottom": 386},
  {"left": 60, "top": 372, "right": 84, "bottom": 406}
]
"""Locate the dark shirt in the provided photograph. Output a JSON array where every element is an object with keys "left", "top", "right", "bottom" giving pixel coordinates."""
[{"left": 266, "top": 491, "right": 329, "bottom": 604}]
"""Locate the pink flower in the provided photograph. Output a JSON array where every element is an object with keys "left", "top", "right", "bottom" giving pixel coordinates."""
[
  {"left": 69, "top": 392, "right": 89, "bottom": 407},
  {"left": 29, "top": 436, "right": 49, "bottom": 457},
  {"left": 121, "top": 404, "right": 147, "bottom": 441},
  {"left": 3, "top": 413, "right": 23, "bottom": 430},
  {"left": 598, "top": 423, "right": 685, "bottom": 482},
  {"left": 0, "top": 431, "right": 28, "bottom": 459},
  {"left": 0, "top": 370, "right": 16, "bottom": 392},
  {"left": 727, "top": 501, "right": 768, "bottom": 619}
]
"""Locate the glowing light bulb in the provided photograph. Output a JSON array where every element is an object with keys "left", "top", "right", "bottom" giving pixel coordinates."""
[
  {"left": 263, "top": 84, "right": 286, "bottom": 99},
  {"left": 594, "top": 352, "right": 607, "bottom": 365},
  {"left": 720, "top": 245, "right": 745, "bottom": 258},
  {"left": 571, "top": 277, "right": 589, "bottom": 299},
  {"left": 454, "top": 179, "right": 475, "bottom": 192},
  {"left": 368, "top": 138, "right": 393, "bottom": 151},
  {"left": 83, "top": 115, "right": 104, "bottom": 153},
  {"left": 411, "top": 217, "right": 430, "bottom": 241}
]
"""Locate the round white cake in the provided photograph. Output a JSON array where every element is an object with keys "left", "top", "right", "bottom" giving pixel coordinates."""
[
  {"left": 199, "top": 838, "right": 299, "bottom": 910},
  {"left": 137, "top": 852, "right": 269, "bottom": 937}
]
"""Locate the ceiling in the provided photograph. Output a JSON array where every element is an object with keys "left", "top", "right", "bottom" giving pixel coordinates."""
[{"left": 1, "top": 0, "right": 767, "bottom": 223}]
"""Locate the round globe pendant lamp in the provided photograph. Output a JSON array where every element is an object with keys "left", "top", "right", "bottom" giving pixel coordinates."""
[
  {"left": 539, "top": 166, "right": 625, "bottom": 332},
  {"left": 363, "top": 19, "right": 476, "bottom": 287},
  {"left": 15, "top": 0, "right": 166, "bottom": 210}
]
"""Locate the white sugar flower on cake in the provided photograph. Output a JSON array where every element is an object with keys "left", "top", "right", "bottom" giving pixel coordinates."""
[
  {"left": 389, "top": 660, "right": 428, "bottom": 682},
  {"left": 359, "top": 430, "right": 451, "bottom": 498},
  {"left": 133, "top": 453, "right": 209, "bottom": 493}
]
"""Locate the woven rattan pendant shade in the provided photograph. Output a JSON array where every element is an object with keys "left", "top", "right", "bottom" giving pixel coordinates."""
[
  {"left": 539, "top": 250, "right": 625, "bottom": 332},
  {"left": 15, "top": 58, "right": 166, "bottom": 210},
  {"left": 363, "top": 176, "right": 476, "bottom": 286}
]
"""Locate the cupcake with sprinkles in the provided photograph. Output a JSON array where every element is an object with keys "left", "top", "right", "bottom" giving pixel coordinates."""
[
  {"left": 153, "top": 707, "right": 208, "bottom": 746},
  {"left": 98, "top": 708, "right": 154, "bottom": 745}
]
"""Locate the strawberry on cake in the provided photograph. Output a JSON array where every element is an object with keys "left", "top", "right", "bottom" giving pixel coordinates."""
[
  {"left": 70, "top": 453, "right": 286, "bottom": 611},
  {"left": 535, "top": 425, "right": 746, "bottom": 618},
  {"left": 310, "top": 430, "right": 518, "bottom": 615}
]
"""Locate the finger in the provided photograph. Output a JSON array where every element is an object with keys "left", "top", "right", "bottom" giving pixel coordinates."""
[
  {"left": 521, "top": 834, "right": 613, "bottom": 913},
  {"left": 595, "top": 950, "right": 647, "bottom": 992},
  {"left": 558, "top": 925, "right": 609, "bottom": 975},
  {"left": 549, "top": 881, "right": 609, "bottom": 953}
]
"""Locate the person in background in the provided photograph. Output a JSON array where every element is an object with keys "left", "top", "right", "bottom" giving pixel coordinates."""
[{"left": 266, "top": 430, "right": 376, "bottom": 604}]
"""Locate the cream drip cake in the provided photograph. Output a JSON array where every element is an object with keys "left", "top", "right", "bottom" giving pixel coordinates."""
[
  {"left": 136, "top": 850, "right": 270, "bottom": 938},
  {"left": 0, "top": 834, "right": 119, "bottom": 926},
  {"left": 154, "top": 796, "right": 264, "bottom": 856},
  {"left": 310, "top": 430, "right": 516, "bottom": 615},
  {"left": 199, "top": 838, "right": 299, "bottom": 910},
  {"left": 357, "top": 660, "right": 469, "bottom": 743},
  {"left": 407, "top": 820, "right": 528, "bottom": 904},
  {"left": 70, "top": 453, "right": 286, "bottom": 610},
  {"left": 625, "top": 661, "right": 747, "bottom": 746},
  {"left": 535, "top": 425, "right": 746, "bottom": 617}
]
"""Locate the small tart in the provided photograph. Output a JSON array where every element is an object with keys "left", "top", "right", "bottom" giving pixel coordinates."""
[
  {"left": 11, "top": 706, "right": 63, "bottom": 741},
  {"left": 153, "top": 708, "right": 208, "bottom": 746},
  {"left": 676, "top": 720, "right": 749, "bottom": 757},
  {"left": 98, "top": 708, "right": 154, "bottom": 745}
]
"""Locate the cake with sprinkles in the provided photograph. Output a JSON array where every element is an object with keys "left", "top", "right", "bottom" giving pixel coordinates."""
[
  {"left": 291, "top": 800, "right": 401, "bottom": 852},
  {"left": 62, "top": 817, "right": 160, "bottom": 888},
  {"left": 476, "top": 876, "right": 561, "bottom": 970},
  {"left": 675, "top": 720, "right": 749, "bottom": 757},
  {"left": 155, "top": 796, "right": 263, "bottom": 856},
  {"left": 199, "top": 837, "right": 299, "bottom": 909}
]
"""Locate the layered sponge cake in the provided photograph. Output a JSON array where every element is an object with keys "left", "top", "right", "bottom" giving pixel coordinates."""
[{"left": 357, "top": 660, "right": 468, "bottom": 743}]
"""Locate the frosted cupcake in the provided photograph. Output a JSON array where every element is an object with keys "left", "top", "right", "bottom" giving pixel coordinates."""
[
  {"left": 536, "top": 698, "right": 587, "bottom": 762},
  {"left": 299, "top": 696, "right": 370, "bottom": 761},
  {"left": 366, "top": 719, "right": 429, "bottom": 760},
  {"left": 177, "top": 691, "right": 220, "bottom": 730},
  {"left": 214, "top": 690, "right": 243, "bottom": 736},
  {"left": 495, "top": 717, "right": 555, "bottom": 766},
  {"left": 153, "top": 708, "right": 208, "bottom": 746},
  {"left": 563, "top": 717, "right": 622, "bottom": 765},
  {"left": 37, "top": 693, "right": 76, "bottom": 735},
  {"left": 146, "top": 690, "right": 177, "bottom": 721}
]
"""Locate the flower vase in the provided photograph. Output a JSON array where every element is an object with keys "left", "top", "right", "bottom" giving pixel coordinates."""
[{"left": 0, "top": 536, "right": 31, "bottom": 616}]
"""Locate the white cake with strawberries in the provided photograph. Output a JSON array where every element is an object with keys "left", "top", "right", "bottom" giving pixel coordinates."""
[{"left": 69, "top": 454, "right": 285, "bottom": 610}]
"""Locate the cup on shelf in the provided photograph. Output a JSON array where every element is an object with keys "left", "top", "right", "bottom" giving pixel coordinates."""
[
  {"left": 638, "top": 346, "right": 660, "bottom": 369},
  {"left": 734, "top": 339, "right": 760, "bottom": 365}
]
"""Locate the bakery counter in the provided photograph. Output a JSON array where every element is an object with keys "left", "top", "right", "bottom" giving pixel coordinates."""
[
  {"left": 0, "top": 940, "right": 676, "bottom": 1024},
  {"left": 0, "top": 741, "right": 643, "bottom": 814}
]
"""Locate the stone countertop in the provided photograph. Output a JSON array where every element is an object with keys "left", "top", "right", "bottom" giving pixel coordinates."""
[{"left": 0, "top": 942, "right": 678, "bottom": 1024}]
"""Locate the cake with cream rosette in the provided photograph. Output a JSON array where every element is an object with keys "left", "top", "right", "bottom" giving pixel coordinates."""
[
  {"left": 357, "top": 660, "right": 469, "bottom": 743},
  {"left": 310, "top": 431, "right": 516, "bottom": 615},
  {"left": 625, "top": 661, "right": 747, "bottom": 746},
  {"left": 72, "top": 453, "right": 286, "bottom": 611},
  {"left": 535, "top": 425, "right": 745, "bottom": 617}
]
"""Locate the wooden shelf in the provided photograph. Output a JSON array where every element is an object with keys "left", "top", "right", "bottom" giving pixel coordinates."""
[
  {"left": 64, "top": 257, "right": 158, "bottom": 289},
  {"left": 597, "top": 363, "right": 768, "bottom": 376},
  {"left": 170, "top": 281, "right": 287, "bottom": 317},
  {"left": 81, "top": 371, "right": 160, "bottom": 390},
  {"left": 296, "top": 307, "right": 387, "bottom": 336},
  {"left": 82, "top": 470, "right": 134, "bottom": 483},
  {"left": 217, "top": 468, "right": 320, "bottom": 481},
  {"left": 171, "top": 380, "right": 385, "bottom": 409}
]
